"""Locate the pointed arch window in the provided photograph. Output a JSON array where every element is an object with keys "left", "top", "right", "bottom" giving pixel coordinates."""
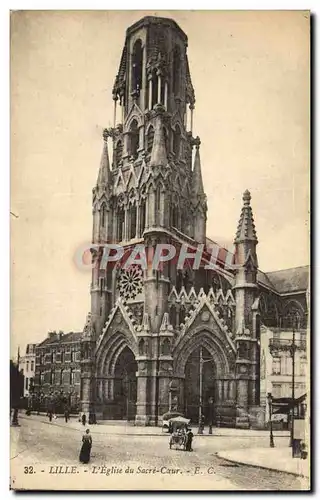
[
  {"left": 155, "top": 186, "right": 161, "bottom": 225},
  {"left": 117, "top": 207, "right": 125, "bottom": 242},
  {"left": 173, "top": 45, "right": 181, "bottom": 96},
  {"left": 139, "top": 198, "right": 146, "bottom": 237},
  {"left": 171, "top": 203, "right": 179, "bottom": 229},
  {"left": 169, "top": 305, "right": 176, "bottom": 328},
  {"left": 151, "top": 70, "right": 158, "bottom": 109},
  {"left": 128, "top": 120, "right": 139, "bottom": 158},
  {"left": 132, "top": 40, "right": 143, "bottom": 95},
  {"left": 101, "top": 205, "right": 106, "bottom": 228},
  {"left": 147, "top": 126, "right": 154, "bottom": 153},
  {"left": 130, "top": 204, "right": 137, "bottom": 239},
  {"left": 173, "top": 125, "right": 181, "bottom": 158},
  {"left": 138, "top": 339, "right": 145, "bottom": 356}
]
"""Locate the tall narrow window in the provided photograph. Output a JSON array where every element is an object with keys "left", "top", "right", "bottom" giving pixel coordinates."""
[
  {"left": 155, "top": 186, "right": 161, "bottom": 225},
  {"left": 129, "top": 120, "right": 139, "bottom": 158},
  {"left": 140, "top": 200, "right": 146, "bottom": 236},
  {"left": 173, "top": 125, "right": 181, "bottom": 157},
  {"left": 132, "top": 40, "right": 143, "bottom": 94},
  {"left": 151, "top": 70, "right": 158, "bottom": 108},
  {"left": 173, "top": 45, "right": 181, "bottom": 96},
  {"left": 147, "top": 126, "right": 154, "bottom": 153},
  {"left": 130, "top": 205, "right": 137, "bottom": 239},
  {"left": 117, "top": 209, "right": 125, "bottom": 241},
  {"left": 163, "top": 127, "right": 169, "bottom": 154},
  {"left": 101, "top": 205, "right": 106, "bottom": 227}
]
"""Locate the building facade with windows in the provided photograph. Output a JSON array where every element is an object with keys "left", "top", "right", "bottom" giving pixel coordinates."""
[
  {"left": 77, "top": 16, "right": 309, "bottom": 427},
  {"left": 34, "top": 331, "right": 81, "bottom": 409},
  {"left": 260, "top": 324, "right": 307, "bottom": 408},
  {"left": 20, "top": 343, "right": 37, "bottom": 397}
]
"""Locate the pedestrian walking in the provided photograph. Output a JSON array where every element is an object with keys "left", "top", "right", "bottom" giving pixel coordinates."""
[
  {"left": 81, "top": 413, "right": 86, "bottom": 426},
  {"left": 186, "top": 428, "right": 194, "bottom": 452},
  {"left": 79, "top": 429, "right": 92, "bottom": 464},
  {"left": 48, "top": 410, "right": 53, "bottom": 422},
  {"left": 64, "top": 408, "right": 69, "bottom": 423}
]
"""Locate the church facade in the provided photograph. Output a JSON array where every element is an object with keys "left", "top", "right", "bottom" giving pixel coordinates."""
[{"left": 79, "top": 16, "right": 309, "bottom": 428}]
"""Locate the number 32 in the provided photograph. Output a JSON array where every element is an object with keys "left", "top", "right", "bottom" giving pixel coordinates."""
[{"left": 24, "top": 466, "right": 34, "bottom": 474}]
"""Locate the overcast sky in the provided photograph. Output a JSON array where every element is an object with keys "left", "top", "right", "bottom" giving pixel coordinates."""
[{"left": 10, "top": 10, "right": 309, "bottom": 357}]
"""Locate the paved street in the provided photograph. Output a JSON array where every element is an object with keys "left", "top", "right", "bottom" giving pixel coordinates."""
[{"left": 10, "top": 416, "right": 308, "bottom": 491}]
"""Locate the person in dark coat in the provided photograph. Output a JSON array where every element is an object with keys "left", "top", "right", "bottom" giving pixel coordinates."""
[
  {"left": 64, "top": 408, "right": 69, "bottom": 423},
  {"left": 185, "top": 428, "right": 194, "bottom": 452},
  {"left": 81, "top": 413, "right": 86, "bottom": 426},
  {"left": 79, "top": 429, "right": 92, "bottom": 464},
  {"left": 48, "top": 410, "right": 53, "bottom": 422}
]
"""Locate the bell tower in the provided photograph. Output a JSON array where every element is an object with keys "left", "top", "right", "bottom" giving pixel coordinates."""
[{"left": 87, "top": 16, "right": 208, "bottom": 425}]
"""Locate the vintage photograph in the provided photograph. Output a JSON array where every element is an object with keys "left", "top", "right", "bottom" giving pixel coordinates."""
[{"left": 10, "top": 10, "right": 310, "bottom": 490}]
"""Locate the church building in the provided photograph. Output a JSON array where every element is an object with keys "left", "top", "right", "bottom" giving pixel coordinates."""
[{"left": 79, "top": 16, "right": 309, "bottom": 428}]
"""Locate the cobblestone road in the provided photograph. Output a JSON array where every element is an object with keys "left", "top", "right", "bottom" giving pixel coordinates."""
[{"left": 10, "top": 417, "right": 308, "bottom": 491}]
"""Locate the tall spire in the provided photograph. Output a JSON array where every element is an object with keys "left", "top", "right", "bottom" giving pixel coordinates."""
[
  {"left": 97, "top": 129, "right": 111, "bottom": 186},
  {"left": 234, "top": 190, "right": 258, "bottom": 243},
  {"left": 150, "top": 108, "right": 168, "bottom": 168},
  {"left": 192, "top": 137, "right": 204, "bottom": 196}
]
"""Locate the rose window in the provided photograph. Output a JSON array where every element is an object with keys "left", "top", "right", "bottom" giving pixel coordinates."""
[{"left": 117, "top": 265, "right": 143, "bottom": 300}]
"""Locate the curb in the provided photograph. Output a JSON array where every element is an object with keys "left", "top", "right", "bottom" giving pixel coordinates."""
[
  {"left": 216, "top": 452, "right": 309, "bottom": 478},
  {"left": 19, "top": 416, "right": 291, "bottom": 438},
  {"left": 19, "top": 415, "right": 167, "bottom": 437}
]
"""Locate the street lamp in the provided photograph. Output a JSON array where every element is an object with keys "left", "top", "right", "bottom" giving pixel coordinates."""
[
  {"left": 208, "top": 397, "right": 214, "bottom": 435},
  {"left": 198, "top": 347, "right": 215, "bottom": 435},
  {"left": 288, "top": 311, "right": 300, "bottom": 451},
  {"left": 267, "top": 392, "right": 275, "bottom": 448}
]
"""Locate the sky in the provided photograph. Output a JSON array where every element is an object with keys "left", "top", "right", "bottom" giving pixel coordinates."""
[{"left": 10, "top": 10, "right": 309, "bottom": 357}]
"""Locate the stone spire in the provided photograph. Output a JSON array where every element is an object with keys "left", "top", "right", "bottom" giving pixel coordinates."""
[
  {"left": 234, "top": 190, "right": 258, "bottom": 243},
  {"left": 192, "top": 137, "right": 204, "bottom": 196},
  {"left": 97, "top": 129, "right": 111, "bottom": 186},
  {"left": 150, "top": 111, "right": 168, "bottom": 168}
]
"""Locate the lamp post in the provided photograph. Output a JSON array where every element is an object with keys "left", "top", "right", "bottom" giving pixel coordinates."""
[
  {"left": 267, "top": 392, "right": 275, "bottom": 448},
  {"left": 208, "top": 397, "right": 214, "bottom": 435},
  {"left": 288, "top": 311, "right": 299, "bottom": 452},
  {"left": 198, "top": 348, "right": 215, "bottom": 435},
  {"left": 198, "top": 347, "right": 204, "bottom": 434}
]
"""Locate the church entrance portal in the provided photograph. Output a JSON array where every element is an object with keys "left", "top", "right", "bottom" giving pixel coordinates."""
[
  {"left": 184, "top": 346, "right": 216, "bottom": 424},
  {"left": 114, "top": 346, "right": 137, "bottom": 421}
]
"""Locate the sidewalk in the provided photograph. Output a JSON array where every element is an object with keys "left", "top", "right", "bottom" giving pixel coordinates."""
[
  {"left": 217, "top": 447, "right": 310, "bottom": 479},
  {"left": 19, "top": 413, "right": 290, "bottom": 438}
]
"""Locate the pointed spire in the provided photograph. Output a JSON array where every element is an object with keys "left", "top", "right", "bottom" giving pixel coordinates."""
[
  {"left": 150, "top": 114, "right": 168, "bottom": 168},
  {"left": 192, "top": 137, "right": 204, "bottom": 196},
  {"left": 97, "top": 129, "right": 111, "bottom": 186},
  {"left": 234, "top": 190, "right": 258, "bottom": 243}
]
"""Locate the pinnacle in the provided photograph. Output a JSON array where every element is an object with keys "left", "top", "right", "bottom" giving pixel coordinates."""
[
  {"left": 192, "top": 138, "right": 205, "bottom": 196},
  {"left": 234, "top": 190, "right": 258, "bottom": 243},
  {"left": 97, "top": 130, "right": 111, "bottom": 186}
]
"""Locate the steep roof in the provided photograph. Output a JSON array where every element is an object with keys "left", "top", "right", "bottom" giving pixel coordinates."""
[
  {"left": 257, "top": 270, "right": 278, "bottom": 292},
  {"left": 37, "top": 331, "right": 82, "bottom": 347},
  {"left": 266, "top": 266, "right": 309, "bottom": 294}
]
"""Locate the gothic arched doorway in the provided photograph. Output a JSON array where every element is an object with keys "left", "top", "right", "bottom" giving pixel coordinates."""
[
  {"left": 114, "top": 346, "right": 137, "bottom": 421},
  {"left": 184, "top": 346, "right": 216, "bottom": 424}
]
